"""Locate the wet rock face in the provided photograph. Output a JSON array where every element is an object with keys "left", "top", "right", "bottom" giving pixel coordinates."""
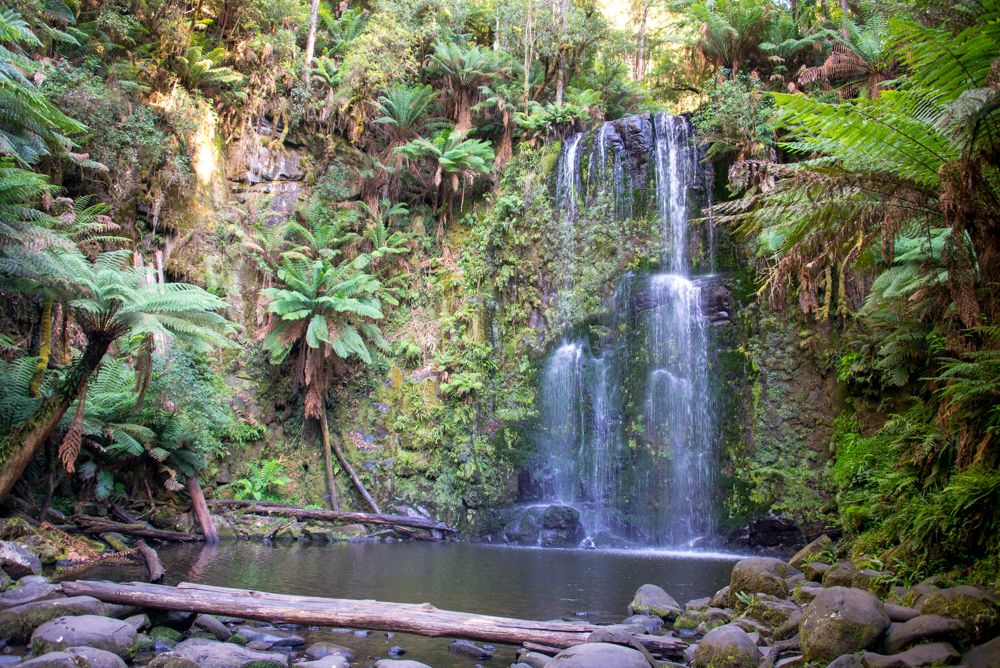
[
  {"left": 501, "top": 504, "right": 583, "bottom": 547},
  {"left": 700, "top": 281, "right": 732, "bottom": 324}
]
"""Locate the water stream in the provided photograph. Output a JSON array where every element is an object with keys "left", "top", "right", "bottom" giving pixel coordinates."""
[{"left": 534, "top": 113, "right": 717, "bottom": 548}]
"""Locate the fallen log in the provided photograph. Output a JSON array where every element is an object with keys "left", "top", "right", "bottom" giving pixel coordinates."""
[
  {"left": 72, "top": 516, "right": 204, "bottom": 543},
  {"left": 208, "top": 501, "right": 456, "bottom": 533},
  {"left": 61, "top": 580, "right": 686, "bottom": 656},
  {"left": 135, "top": 540, "right": 165, "bottom": 583}
]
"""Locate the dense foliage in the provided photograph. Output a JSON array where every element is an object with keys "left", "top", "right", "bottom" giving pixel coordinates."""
[{"left": 0, "top": 0, "right": 997, "bottom": 586}]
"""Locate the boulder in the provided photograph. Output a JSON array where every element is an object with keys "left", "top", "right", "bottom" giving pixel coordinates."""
[
  {"left": 542, "top": 642, "right": 649, "bottom": 668},
  {"left": 31, "top": 615, "right": 137, "bottom": 659},
  {"left": 304, "top": 641, "right": 357, "bottom": 661},
  {"left": 124, "top": 613, "right": 150, "bottom": 630},
  {"left": 827, "top": 655, "right": 866, "bottom": 668},
  {"left": 710, "top": 586, "right": 733, "bottom": 608},
  {"left": 173, "top": 638, "right": 288, "bottom": 667},
  {"left": 964, "top": 635, "right": 1000, "bottom": 668},
  {"left": 918, "top": 585, "right": 1000, "bottom": 639},
  {"left": 883, "top": 614, "right": 965, "bottom": 653},
  {"left": 448, "top": 639, "right": 494, "bottom": 658},
  {"left": 192, "top": 613, "right": 231, "bottom": 640},
  {"left": 20, "top": 648, "right": 127, "bottom": 668},
  {"left": 516, "top": 650, "right": 552, "bottom": 668},
  {"left": 862, "top": 642, "right": 960, "bottom": 667},
  {"left": 623, "top": 614, "right": 663, "bottom": 633},
  {"left": 730, "top": 557, "right": 797, "bottom": 598},
  {"left": 146, "top": 654, "right": 201, "bottom": 668},
  {"left": 884, "top": 604, "right": 919, "bottom": 623},
  {"left": 799, "top": 586, "right": 890, "bottom": 663},
  {"left": 295, "top": 658, "right": 350, "bottom": 668},
  {"left": 693, "top": 624, "right": 762, "bottom": 668},
  {"left": 788, "top": 534, "right": 832, "bottom": 569},
  {"left": 628, "top": 583, "right": 682, "bottom": 620},
  {"left": 0, "top": 575, "right": 61, "bottom": 609},
  {"left": 822, "top": 562, "right": 860, "bottom": 588},
  {"left": 0, "top": 540, "right": 41, "bottom": 578},
  {"left": 802, "top": 562, "right": 830, "bottom": 582},
  {"left": 0, "top": 594, "right": 114, "bottom": 641}
]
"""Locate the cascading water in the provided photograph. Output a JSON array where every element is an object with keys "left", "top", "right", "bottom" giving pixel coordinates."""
[{"left": 532, "top": 113, "right": 717, "bottom": 548}]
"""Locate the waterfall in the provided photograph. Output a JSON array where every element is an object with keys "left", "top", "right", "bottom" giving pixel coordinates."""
[{"left": 532, "top": 113, "right": 717, "bottom": 548}]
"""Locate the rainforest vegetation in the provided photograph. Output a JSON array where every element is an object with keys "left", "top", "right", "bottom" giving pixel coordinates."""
[{"left": 1, "top": 0, "right": 999, "bottom": 594}]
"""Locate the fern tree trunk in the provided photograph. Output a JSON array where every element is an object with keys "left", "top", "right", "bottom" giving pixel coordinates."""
[
  {"left": 29, "top": 297, "right": 54, "bottom": 397},
  {"left": 0, "top": 334, "right": 113, "bottom": 502},
  {"left": 319, "top": 410, "right": 340, "bottom": 512}
]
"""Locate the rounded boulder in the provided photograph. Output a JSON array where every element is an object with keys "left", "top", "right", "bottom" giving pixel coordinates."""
[{"left": 800, "top": 586, "right": 890, "bottom": 663}]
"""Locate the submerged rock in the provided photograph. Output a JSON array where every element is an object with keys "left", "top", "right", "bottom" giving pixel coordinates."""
[
  {"left": 304, "top": 640, "right": 357, "bottom": 661},
  {"left": 543, "top": 641, "right": 649, "bottom": 668},
  {"left": 31, "top": 615, "right": 138, "bottom": 659},
  {"left": 693, "top": 624, "right": 762, "bottom": 668},
  {"left": 629, "top": 583, "right": 682, "bottom": 620},
  {"left": 799, "top": 586, "right": 890, "bottom": 663},
  {"left": 448, "top": 638, "right": 495, "bottom": 659}
]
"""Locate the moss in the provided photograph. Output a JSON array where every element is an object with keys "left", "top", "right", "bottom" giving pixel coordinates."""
[
  {"left": 228, "top": 633, "right": 249, "bottom": 645},
  {"left": 149, "top": 626, "right": 184, "bottom": 643}
]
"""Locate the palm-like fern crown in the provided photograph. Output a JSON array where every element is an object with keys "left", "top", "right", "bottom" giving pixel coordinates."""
[
  {"left": 59, "top": 250, "right": 234, "bottom": 349},
  {"left": 261, "top": 256, "right": 387, "bottom": 368},
  {"left": 372, "top": 84, "right": 436, "bottom": 136},
  {"left": 396, "top": 128, "right": 495, "bottom": 177},
  {"left": 177, "top": 45, "right": 244, "bottom": 91},
  {"left": 427, "top": 41, "right": 508, "bottom": 90},
  {"left": 0, "top": 9, "right": 86, "bottom": 165},
  {"left": 277, "top": 204, "right": 361, "bottom": 263}
]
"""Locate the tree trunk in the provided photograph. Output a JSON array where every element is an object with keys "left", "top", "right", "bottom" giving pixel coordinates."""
[
  {"left": 62, "top": 580, "right": 688, "bottom": 657},
  {"left": 187, "top": 477, "right": 218, "bottom": 543},
  {"left": 635, "top": 0, "right": 650, "bottom": 81},
  {"left": 319, "top": 410, "right": 340, "bottom": 511},
  {"left": 0, "top": 335, "right": 113, "bottom": 502},
  {"left": 209, "top": 501, "right": 455, "bottom": 533},
  {"left": 329, "top": 429, "right": 381, "bottom": 514},
  {"left": 304, "top": 0, "right": 321, "bottom": 73},
  {"left": 135, "top": 540, "right": 166, "bottom": 583},
  {"left": 29, "top": 297, "right": 53, "bottom": 397},
  {"left": 72, "top": 515, "right": 206, "bottom": 542}
]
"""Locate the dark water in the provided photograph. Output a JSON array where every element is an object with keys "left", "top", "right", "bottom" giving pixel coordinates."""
[{"left": 97, "top": 542, "right": 738, "bottom": 667}]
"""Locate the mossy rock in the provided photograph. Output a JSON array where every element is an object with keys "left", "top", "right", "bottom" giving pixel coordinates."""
[
  {"left": 693, "top": 624, "right": 762, "bottom": 668},
  {"left": 628, "top": 583, "right": 681, "bottom": 620},
  {"left": 149, "top": 625, "right": 184, "bottom": 643},
  {"left": 730, "top": 557, "right": 796, "bottom": 598},
  {"left": 800, "top": 587, "right": 890, "bottom": 663},
  {"left": 919, "top": 586, "right": 1000, "bottom": 640}
]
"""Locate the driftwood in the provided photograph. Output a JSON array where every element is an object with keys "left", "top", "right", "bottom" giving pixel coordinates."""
[
  {"left": 135, "top": 540, "right": 165, "bottom": 583},
  {"left": 522, "top": 641, "right": 561, "bottom": 655},
  {"left": 61, "top": 580, "right": 687, "bottom": 656},
  {"left": 72, "top": 515, "right": 204, "bottom": 542},
  {"left": 209, "top": 501, "right": 456, "bottom": 534},
  {"left": 187, "top": 477, "right": 218, "bottom": 543}
]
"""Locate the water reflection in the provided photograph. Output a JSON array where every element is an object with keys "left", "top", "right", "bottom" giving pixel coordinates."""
[{"left": 93, "top": 541, "right": 737, "bottom": 667}]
